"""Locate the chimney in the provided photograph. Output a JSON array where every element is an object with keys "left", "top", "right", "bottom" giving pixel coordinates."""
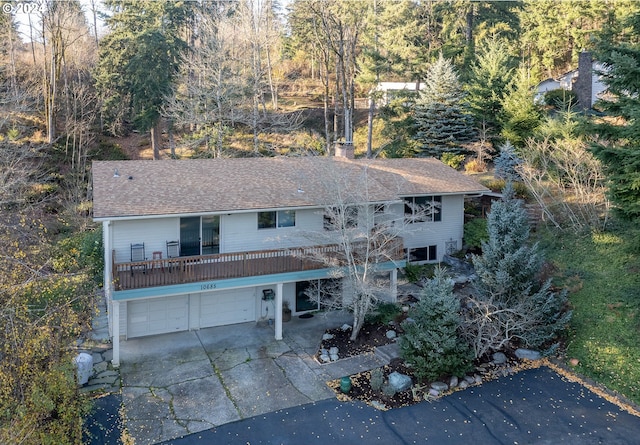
[
  {"left": 335, "top": 141, "right": 354, "bottom": 159},
  {"left": 574, "top": 51, "right": 593, "bottom": 111}
]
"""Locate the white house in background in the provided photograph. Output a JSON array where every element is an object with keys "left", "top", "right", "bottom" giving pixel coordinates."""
[
  {"left": 535, "top": 51, "right": 608, "bottom": 109},
  {"left": 374, "top": 81, "right": 425, "bottom": 105},
  {"left": 92, "top": 156, "right": 488, "bottom": 366}
]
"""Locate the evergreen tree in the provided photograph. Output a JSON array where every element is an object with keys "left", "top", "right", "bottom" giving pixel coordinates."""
[
  {"left": 466, "top": 183, "right": 571, "bottom": 356},
  {"left": 399, "top": 267, "right": 473, "bottom": 382},
  {"left": 590, "top": 13, "right": 640, "bottom": 220},
  {"left": 413, "top": 53, "right": 476, "bottom": 157},
  {"left": 494, "top": 140, "right": 522, "bottom": 181},
  {"left": 95, "top": 0, "right": 193, "bottom": 158},
  {"left": 465, "top": 37, "right": 516, "bottom": 143},
  {"left": 499, "top": 63, "right": 543, "bottom": 147}
]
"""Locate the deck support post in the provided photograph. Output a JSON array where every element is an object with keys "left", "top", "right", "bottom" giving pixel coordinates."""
[
  {"left": 390, "top": 268, "right": 398, "bottom": 302},
  {"left": 111, "top": 300, "right": 120, "bottom": 368},
  {"left": 275, "top": 282, "right": 283, "bottom": 340}
]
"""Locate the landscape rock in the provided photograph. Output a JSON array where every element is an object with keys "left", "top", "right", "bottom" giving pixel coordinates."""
[
  {"left": 371, "top": 400, "right": 387, "bottom": 411},
  {"left": 385, "top": 330, "right": 397, "bottom": 339},
  {"left": 388, "top": 371, "right": 412, "bottom": 392},
  {"left": 428, "top": 388, "right": 440, "bottom": 397},
  {"left": 320, "top": 354, "right": 330, "bottom": 363},
  {"left": 430, "top": 381, "right": 448, "bottom": 392},
  {"left": 464, "top": 375, "right": 476, "bottom": 384},
  {"left": 322, "top": 333, "right": 334, "bottom": 341},
  {"left": 474, "top": 374, "right": 483, "bottom": 384},
  {"left": 458, "top": 380, "right": 469, "bottom": 389},
  {"left": 492, "top": 352, "right": 508, "bottom": 364},
  {"left": 340, "top": 324, "right": 352, "bottom": 331},
  {"left": 515, "top": 348, "right": 542, "bottom": 360},
  {"left": 449, "top": 375, "right": 459, "bottom": 388},
  {"left": 329, "top": 347, "right": 339, "bottom": 355}
]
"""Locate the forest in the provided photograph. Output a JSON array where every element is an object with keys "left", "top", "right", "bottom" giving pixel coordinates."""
[{"left": 1, "top": 1, "right": 640, "bottom": 443}]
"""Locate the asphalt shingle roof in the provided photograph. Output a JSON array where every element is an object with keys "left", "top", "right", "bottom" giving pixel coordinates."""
[{"left": 92, "top": 157, "right": 489, "bottom": 219}]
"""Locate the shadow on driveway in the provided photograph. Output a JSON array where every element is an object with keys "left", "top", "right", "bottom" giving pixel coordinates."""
[{"left": 161, "top": 366, "right": 640, "bottom": 445}]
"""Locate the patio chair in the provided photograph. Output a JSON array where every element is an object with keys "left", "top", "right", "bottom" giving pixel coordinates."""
[
  {"left": 166, "top": 240, "right": 180, "bottom": 273},
  {"left": 130, "top": 243, "right": 146, "bottom": 275}
]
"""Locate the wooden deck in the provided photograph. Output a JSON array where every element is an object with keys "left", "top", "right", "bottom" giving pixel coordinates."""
[{"left": 113, "top": 241, "right": 404, "bottom": 291}]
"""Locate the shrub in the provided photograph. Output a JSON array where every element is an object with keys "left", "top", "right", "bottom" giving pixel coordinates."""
[
  {"left": 441, "top": 152, "right": 466, "bottom": 169},
  {"left": 370, "top": 368, "right": 384, "bottom": 392},
  {"left": 366, "top": 302, "right": 401, "bottom": 325},
  {"left": 464, "top": 158, "right": 486, "bottom": 173},
  {"left": 464, "top": 217, "right": 488, "bottom": 251},
  {"left": 399, "top": 267, "right": 473, "bottom": 381}
]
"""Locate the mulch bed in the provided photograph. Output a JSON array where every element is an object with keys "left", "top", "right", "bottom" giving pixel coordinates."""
[
  {"left": 318, "top": 321, "right": 540, "bottom": 410},
  {"left": 315, "top": 321, "right": 404, "bottom": 360}
]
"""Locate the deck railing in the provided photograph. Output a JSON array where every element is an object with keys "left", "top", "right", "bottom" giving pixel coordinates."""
[{"left": 112, "top": 240, "right": 404, "bottom": 291}]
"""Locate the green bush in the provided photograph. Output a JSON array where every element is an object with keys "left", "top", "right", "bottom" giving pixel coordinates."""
[
  {"left": 441, "top": 152, "right": 466, "bottom": 169},
  {"left": 480, "top": 178, "right": 530, "bottom": 199},
  {"left": 464, "top": 217, "right": 488, "bottom": 251},
  {"left": 544, "top": 89, "right": 578, "bottom": 110},
  {"left": 399, "top": 268, "right": 473, "bottom": 381},
  {"left": 366, "top": 302, "right": 401, "bottom": 325}
]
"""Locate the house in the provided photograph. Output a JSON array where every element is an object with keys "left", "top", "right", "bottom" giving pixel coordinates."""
[
  {"left": 374, "top": 81, "right": 424, "bottom": 105},
  {"left": 92, "top": 156, "right": 489, "bottom": 366},
  {"left": 535, "top": 51, "right": 608, "bottom": 110}
]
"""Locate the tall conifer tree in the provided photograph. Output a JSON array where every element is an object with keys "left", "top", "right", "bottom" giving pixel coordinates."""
[{"left": 413, "top": 53, "right": 475, "bottom": 157}]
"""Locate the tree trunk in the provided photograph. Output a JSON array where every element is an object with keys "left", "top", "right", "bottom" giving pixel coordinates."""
[
  {"left": 151, "top": 123, "right": 161, "bottom": 160},
  {"left": 366, "top": 94, "right": 375, "bottom": 159}
]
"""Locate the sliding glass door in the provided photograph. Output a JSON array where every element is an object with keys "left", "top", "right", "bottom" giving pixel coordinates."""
[{"left": 180, "top": 216, "right": 220, "bottom": 256}]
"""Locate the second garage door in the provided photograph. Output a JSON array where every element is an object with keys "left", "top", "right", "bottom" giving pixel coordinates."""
[{"left": 199, "top": 289, "right": 256, "bottom": 328}]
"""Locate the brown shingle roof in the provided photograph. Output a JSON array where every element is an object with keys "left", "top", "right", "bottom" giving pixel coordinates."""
[{"left": 92, "top": 157, "right": 489, "bottom": 219}]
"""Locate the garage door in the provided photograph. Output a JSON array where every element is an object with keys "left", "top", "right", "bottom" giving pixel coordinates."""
[
  {"left": 200, "top": 289, "right": 255, "bottom": 328},
  {"left": 128, "top": 295, "right": 189, "bottom": 338}
]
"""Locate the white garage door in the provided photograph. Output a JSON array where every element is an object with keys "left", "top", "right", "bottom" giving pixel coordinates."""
[
  {"left": 128, "top": 295, "right": 189, "bottom": 338},
  {"left": 200, "top": 289, "right": 255, "bottom": 328}
]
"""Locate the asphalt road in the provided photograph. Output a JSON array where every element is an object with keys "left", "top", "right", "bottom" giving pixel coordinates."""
[
  {"left": 86, "top": 366, "right": 640, "bottom": 445},
  {"left": 162, "top": 367, "right": 640, "bottom": 445}
]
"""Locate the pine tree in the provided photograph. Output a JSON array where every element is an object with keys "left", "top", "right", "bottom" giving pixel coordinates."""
[
  {"left": 95, "top": 0, "right": 193, "bottom": 158},
  {"left": 590, "top": 13, "right": 640, "bottom": 220},
  {"left": 465, "top": 183, "right": 571, "bottom": 356},
  {"left": 499, "top": 64, "right": 543, "bottom": 147},
  {"left": 494, "top": 141, "right": 522, "bottom": 182},
  {"left": 465, "top": 37, "right": 515, "bottom": 142},
  {"left": 412, "top": 53, "right": 476, "bottom": 157},
  {"left": 399, "top": 267, "right": 473, "bottom": 382}
]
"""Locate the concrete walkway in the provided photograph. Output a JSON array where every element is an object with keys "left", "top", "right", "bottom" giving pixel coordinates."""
[{"left": 118, "top": 312, "right": 394, "bottom": 445}]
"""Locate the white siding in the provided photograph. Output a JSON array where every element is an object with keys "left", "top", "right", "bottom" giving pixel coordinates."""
[
  {"left": 223, "top": 208, "right": 323, "bottom": 253},
  {"left": 111, "top": 218, "right": 179, "bottom": 263},
  {"left": 395, "top": 195, "right": 464, "bottom": 262}
]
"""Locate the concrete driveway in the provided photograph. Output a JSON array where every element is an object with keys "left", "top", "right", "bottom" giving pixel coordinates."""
[{"left": 119, "top": 312, "right": 393, "bottom": 445}]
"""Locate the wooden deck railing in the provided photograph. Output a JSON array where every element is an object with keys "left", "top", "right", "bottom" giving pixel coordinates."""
[{"left": 112, "top": 240, "right": 404, "bottom": 291}]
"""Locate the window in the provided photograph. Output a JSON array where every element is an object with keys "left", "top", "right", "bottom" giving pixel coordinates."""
[
  {"left": 323, "top": 206, "right": 358, "bottom": 231},
  {"left": 408, "top": 245, "right": 437, "bottom": 262},
  {"left": 404, "top": 196, "right": 442, "bottom": 223},
  {"left": 258, "top": 210, "right": 296, "bottom": 229}
]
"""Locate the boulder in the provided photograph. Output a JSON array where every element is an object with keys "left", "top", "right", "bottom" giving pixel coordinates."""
[
  {"left": 431, "top": 381, "right": 449, "bottom": 392},
  {"left": 492, "top": 352, "right": 508, "bottom": 364},
  {"left": 515, "top": 348, "right": 542, "bottom": 360},
  {"left": 449, "top": 375, "right": 459, "bottom": 388},
  {"left": 388, "top": 371, "right": 412, "bottom": 392}
]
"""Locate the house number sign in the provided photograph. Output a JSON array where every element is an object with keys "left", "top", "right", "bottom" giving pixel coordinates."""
[{"left": 201, "top": 283, "right": 217, "bottom": 290}]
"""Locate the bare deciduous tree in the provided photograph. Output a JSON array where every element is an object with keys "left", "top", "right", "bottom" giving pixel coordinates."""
[
  {"left": 518, "top": 136, "right": 610, "bottom": 231},
  {"left": 294, "top": 161, "right": 432, "bottom": 340}
]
